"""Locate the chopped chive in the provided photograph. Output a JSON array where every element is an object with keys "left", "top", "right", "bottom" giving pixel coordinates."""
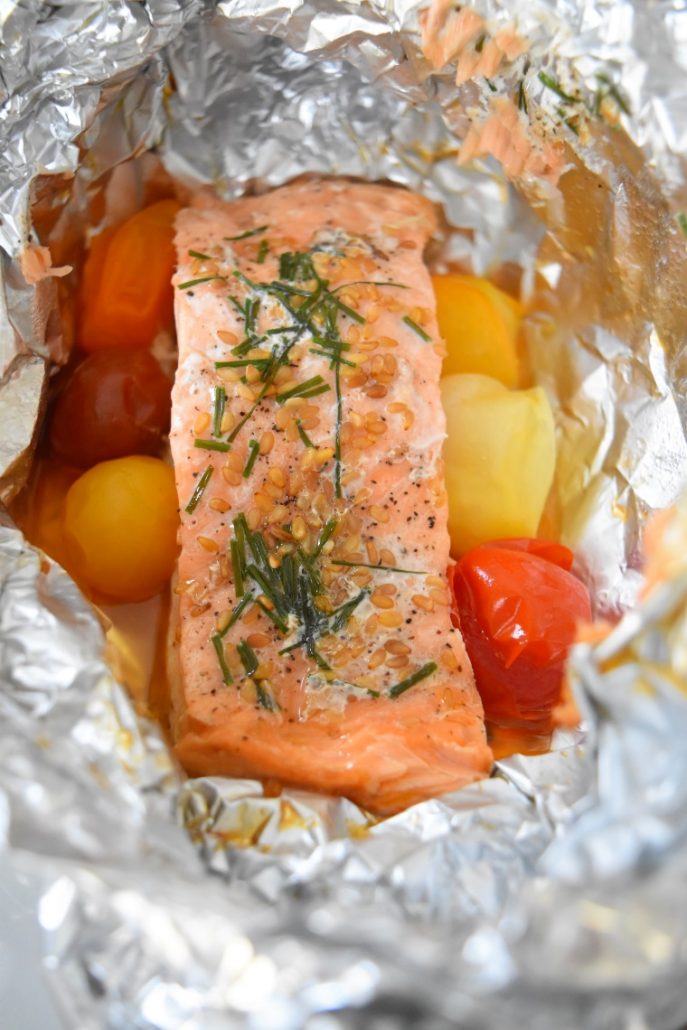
[
  {"left": 330, "top": 280, "right": 408, "bottom": 293},
  {"left": 212, "top": 386, "right": 226, "bottom": 438},
  {"left": 211, "top": 634, "right": 233, "bottom": 685},
  {"left": 538, "top": 71, "right": 577, "bottom": 105},
  {"left": 215, "top": 358, "right": 269, "bottom": 369},
  {"left": 517, "top": 78, "right": 528, "bottom": 113},
  {"left": 178, "top": 275, "right": 225, "bottom": 290},
  {"left": 389, "top": 662, "right": 438, "bottom": 699},
  {"left": 485, "top": 77, "right": 497, "bottom": 92},
  {"left": 225, "top": 225, "right": 269, "bottom": 242},
  {"left": 188, "top": 249, "right": 213, "bottom": 261},
  {"left": 242, "top": 439, "right": 260, "bottom": 478},
  {"left": 256, "top": 599, "right": 288, "bottom": 634},
  {"left": 402, "top": 315, "right": 431, "bottom": 342},
  {"left": 230, "top": 539, "right": 245, "bottom": 598},
  {"left": 475, "top": 32, "right": 486, "bottom": 53},
  {"left": 677, "top": 212, "right": 687, "bottom": 238},
  {"left": 330, "top": 559, "right": 427, "bottom": 575},
  {"left": 219, "top": 592, "right": 254, "bottom": 637},
  {"left": 276, "top": 375, "right": 327, "bottom": 404},
  {"left": 330, "top": 590, "right": 368, "bottom": 634},
  {"left": 255, "top": 682, "right": 277, "bottom": 710},
  {"left": 194, "top": 439, "right": 230, "bottom": 452},
  {"left": 312, "top": 518, "right": 338, "bottom": 559},
  {"left": 256, "top": 239, "right": 269, "bottom": 264},
  {"left": 237, "top": 640, "right": 259, "bottom": 676},
  {"left": 296, "top": 418, "right": 315, "bottom": 448},
  {"left": 333, "top": 297, "right": 365, "bottom": 324},
  {"left": 185, "top": 466, "right": 213, "bottom": 514},
  {"left": 309, "top": 347, "right": 356, "bottom": 368}
]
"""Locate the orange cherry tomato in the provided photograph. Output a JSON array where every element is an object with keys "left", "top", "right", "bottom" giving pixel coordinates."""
[
  {"left": 49, "top": 350, "right": 171, "bottom": 467},
  {"left": 79, "top": 199, "right": 180, "bottom": 351},
  {"left": 451, "top": 538, "right": 592, "bottom": 755}
]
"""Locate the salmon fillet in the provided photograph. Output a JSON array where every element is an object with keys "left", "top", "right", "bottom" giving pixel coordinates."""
[{"left": 169, "top": 179, "right": 492, "bottom": 815}]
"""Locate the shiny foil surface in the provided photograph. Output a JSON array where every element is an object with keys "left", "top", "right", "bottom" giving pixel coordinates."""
[{"left": 1, "top": 1, "right": 687, "bottom": 1027}]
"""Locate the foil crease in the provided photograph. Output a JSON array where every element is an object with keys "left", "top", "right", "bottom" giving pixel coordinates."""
[{"left": 1, "top": 1, "right": 687, "bottom": 1027}]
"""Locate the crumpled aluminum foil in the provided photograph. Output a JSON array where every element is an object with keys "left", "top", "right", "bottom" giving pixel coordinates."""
[{"left": 1, "top": 1, "right": 687, "bottom": 1027}]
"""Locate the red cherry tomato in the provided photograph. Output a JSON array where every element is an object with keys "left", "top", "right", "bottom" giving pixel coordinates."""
[
  {"left": 49, "top": 350, "right": 171, "bottom": 467},
  {"left": 451, "top": 538, "right": 592, "bottom": 754}
]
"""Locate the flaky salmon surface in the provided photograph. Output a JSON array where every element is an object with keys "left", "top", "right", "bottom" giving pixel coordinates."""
[{"left": 169, "top": 179, "right": 492, "bottom": 815}]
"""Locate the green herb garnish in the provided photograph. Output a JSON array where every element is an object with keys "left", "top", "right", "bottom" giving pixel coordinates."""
[
  {"left": 296, "top": 418, "right": 315, "bottom": 448},
  {"left": 188, "top": 249, "right": 214, "bottom": 261},
  {"left": 212, "top": 385, "right": 226, "bottom": 438},
  {"left": 388, "top": 662, "right": 437, "bottom": 699},
  {"left": 194, "top": 439, "right": 230, "bottom": 452},
  {"left": 226, "top": 225, "right": 269, "bottom": 242},
  {"left": 237, "top": 640, "right": 259, "bottom": 676},
  {"left": 185, "top": 466, "right": 214, "bottom": 514},
  {"left": 330, "top": 559, "right": 427, "bottom": 575},
  {"left": 312, "top": 518, "right": 338, "bottom": 559},
  {"left": 402, "top": 315, "right": 431, "bottom": 342},
  {"left": 219, "top": 592, "right": 255, "bottom": 638},
  {"left": 242, "top": 439, "right": 260, "bottom": 478},
  {"left": 538, "top": 71, "right": 578, "bottom": 105},
  {"left": 211, "top": 634, "right": 233, "bottom": 685},
  {"left": 677, "top": 212, "right": 687, "bottom": 238},
  {"left": 256, "top": 239, "right": 269, "bottom": 264},
  {"left": 178, "top": 275, "right": 226, "bottom": 290},
  {"left": 276, "top": 375, "right": 330, "bottom": 404},
  {"left": 255, "top": 682, "right": 277, "bottom": 710}
]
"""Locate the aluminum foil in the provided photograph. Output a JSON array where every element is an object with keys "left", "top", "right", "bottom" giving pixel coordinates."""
[{"left": 1, "top": 1, "right": 687, "bottom": 1027}]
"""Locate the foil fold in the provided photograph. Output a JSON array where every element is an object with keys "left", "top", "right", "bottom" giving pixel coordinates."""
[{"left": 1, "top": 1, "right": 687, "bottom": 1027}]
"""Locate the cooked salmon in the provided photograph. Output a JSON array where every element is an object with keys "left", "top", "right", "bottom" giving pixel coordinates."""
[{"left": 169, "top": 179, "right": 492, "bottom": 815}]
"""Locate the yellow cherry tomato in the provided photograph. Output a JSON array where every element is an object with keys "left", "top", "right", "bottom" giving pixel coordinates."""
[
  {"left": 432, "top": 274, "right": 523, "bottom": 387},
  {"left": 441, "top": 373, "right": 556, "bottom": 554},
  {"left": 63, "top": 456, "right": 179, "bottom": 602}
]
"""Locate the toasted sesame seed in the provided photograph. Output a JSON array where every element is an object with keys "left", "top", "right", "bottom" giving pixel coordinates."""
[
  {"left": 387, "top": 402, "right": 405, "bottom": 413},
  {"left": 246, "top": 632, "right": 271, "bottom": 649},
  {"left": 379, "top": 548, "right": 396, "bottom": 566},
  {"left": 274, "top": 408, "right": 292, "bottom": 430},
  {"left": 365, "top": 384, "right": 388, "bottom": 399},
  {"left": 194, "top": 412, "right": 211, "bottom": 435},
  {"left": 365, "top": 614, "right": 379, "bottom": 635},
  {"left": 441, "top": 648, "right": 459, "bottom": 670},
  {"left": 292, "top": 516, "right": 307, "bottom": 541},
  {"left": 385, "top": 639, "right": 411, "bottom": 655},
  {"left": 366, "top": 541, "right": 379, "bottom": 565},
  {"left": 198, "top": 536, "right": 219, "bottom": 553},
  {"left": 378, "top": 335, "right": 398, "bottom": 348},
  {"left": 217, "top": 367, "right": 240, "bottom": 384},
  {"left": 345, "top": 372, "right": 367, "bottom": 388},
  {"left": 240, "top": 679, "right": 258, "bottom": 703},
  {"left": 433, "top": 344, "right": 448, "bottom": 359},
  {"left": 369, "top": 505, "right": 390, "bottom": 524},
  {"left": 217, "top": 329, "right": 239, "bottom": 345},
  {"left": 209, "top": 497, "right": 231, "bottom": 513},
  {"left": 368, "top": 648, "right": 386, "bottom": 670},
  {"left": 245, "top": 365, "right": 261, "bottom": 384},
  {"left": 378, "top": 610, "right": 404, "bottom": 628},
  {"left": 412, "top": 593, "right": 434, "bottom": 612},
  {"left": 268, "top": 467, "right": 285, "bottom": 488},
  {"left": 386, "top": 654, "right": 410, "bottom": 669},
  {"left": 370, "top": 592, "right": 394, "bottom": 609},
  {"left": 222, "top": 468, "right": 242, "bottom": 487},
  {"left": 254, "top": 492, "right": 274, "bottom": 514},
  {"left": 314, "top": 447, "right": 334, "bottom": 465},
  {"left": 351, "top": 569, "right": 373, "bottom": 586},
  {"left": 425, "top": 575, "right": 444, "bottom": 588},
  {"left": 257, "top": 430, "right": 274, "bottom": 456},
  {"left": 246, "top": 508, "right": 261, "bottom": 530},
  {"left": 220, "top": 411, "right": 235, "bottom": 434},
  {"left": 190, "top": 602, "right": 212, "bottom": 618},
  {"left": 216, "top": 610, "right": 232, "bottom": 633},
  {"left": 377, "top": 583, "right": 397, "bottom": 596},
  {"left": 429, "top": 588, "right": 450, "bottom": 607}
]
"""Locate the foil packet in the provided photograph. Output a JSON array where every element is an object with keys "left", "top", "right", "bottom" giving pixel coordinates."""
[{"left": 1, "top": 1, "right": 687, "bottom": 1027}]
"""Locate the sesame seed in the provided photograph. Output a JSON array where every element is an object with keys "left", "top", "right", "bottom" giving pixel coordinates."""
[
  {"left": 292, "top": 516, "right": 307, "bottom": 541},
  {"left": 217, "top": 329, "right": 239, "bottom": 345},
  {"left": 259, "top": 431, "right": 275, "bottom": 455},
  {"left": 198, "top": 536, "right": 219, "bottom": 553},
  {"left": 368, "top": 649, "right": 386, "bottom": 670},
  {"left": 222, "top": 468, "right": 242, "bottom": 487},
  {"left": 370, "top": 505, "right": 390, "bottom": 524},
  {"left": 365, "top": 384, "right": 388, "bottom": 399},
  {"left": 370, "top": 592, "right": 394, "bottom": 609},
  {"left": 209, "top": 497, "right": 231, "bottom": 513},
  {"left": 220, "top": 411, "right": 235, "bottom": 433},
  {"left": 379, "top": 548, "right": 396, "bottom": 566},
  {"left": 429, "top": 588, "right": 450, "bottom": 607},
  {"left": 194, "top": 412, "right": 211, "bottom": 436},
  {"left": 386, "top": 654, "right": 410, "bottom": 669},
  {"left": 385, "top": 639, "right": 410, "bottom": 655},
  {"left": 378, "top": 610, "right": 404, "bottom": 628},
  {"left": 412, "top": 594, "right": 434, "bottom": 612},
  {"left": 441, "top": 649, "right": 459, "bottom": 670},
  {"left": 246, "top": 632, "right": 271, "bottom": 649}
]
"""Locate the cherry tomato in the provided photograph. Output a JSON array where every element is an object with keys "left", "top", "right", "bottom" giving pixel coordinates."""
[
  {"left": 79, "top": 199, "right": 180, "bottom": 351},
  {"left": 49, "top": 350, "right": 171, "bottom": 467},
  {"left": 451, "top": 538, "right": 592, "bottom": 755},
  {"left": 63, "top": 456, "right": 179, "bottom": 603}
]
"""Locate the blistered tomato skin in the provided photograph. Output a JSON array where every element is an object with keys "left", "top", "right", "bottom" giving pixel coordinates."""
[
  {"left": 63, "top": 456, "right": 179, "bottom": 603},
  {"left": 50, "top": 350, "right": 171, "bottom": 467},
  {"left": 451, "top": 539, "right": 592, "bottom": 755}
]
